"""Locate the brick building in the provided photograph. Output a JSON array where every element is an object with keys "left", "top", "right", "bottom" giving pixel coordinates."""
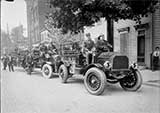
[{"left": 25, "top": 0, "right": 51, "bottom": 47}]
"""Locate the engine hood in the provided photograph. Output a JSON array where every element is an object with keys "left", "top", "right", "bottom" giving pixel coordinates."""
[{"left": 95, "top": 52, "right": 128, "bottom": 65}]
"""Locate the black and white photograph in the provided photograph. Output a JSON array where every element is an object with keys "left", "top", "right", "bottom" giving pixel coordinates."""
[{"left": 1, "top": 0, "right": 160, "bottom": 113}]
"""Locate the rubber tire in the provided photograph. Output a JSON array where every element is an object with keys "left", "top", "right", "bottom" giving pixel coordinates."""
[
  {"left": 42, "top": 64, "right": 53, "bottom": 79},
  {"left": 58, "top": 65, "right": 69, "bottom": 83},
  {"left": 84, "top": 67, "right": 106, "bottom": 95},
  {"left": 120, "top": 70, "right": 142, "bottom": 91}
]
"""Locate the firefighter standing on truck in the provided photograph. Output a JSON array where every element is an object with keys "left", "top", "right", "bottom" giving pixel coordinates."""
[{"left": 84, "top": 33, "right": 95, "bottom": 64}]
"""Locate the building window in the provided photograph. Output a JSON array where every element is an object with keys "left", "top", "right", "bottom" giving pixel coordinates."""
[{"left": 137, "top": 30, "right": 145, "bottom": 64}]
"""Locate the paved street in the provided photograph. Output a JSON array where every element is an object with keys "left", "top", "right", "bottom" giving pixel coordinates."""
[{"left": 1, "top": 67, "right": 160, "bottom": 113}]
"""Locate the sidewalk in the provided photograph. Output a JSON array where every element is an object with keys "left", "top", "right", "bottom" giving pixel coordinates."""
[{"left": 140, "top": 69, "right": 160, "bottom": 87}]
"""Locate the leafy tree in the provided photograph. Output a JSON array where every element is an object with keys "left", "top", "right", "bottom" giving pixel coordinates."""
[
  {"left": 49, "top": 0, "right": 158, "bottom": 33},
  {"left": 49, "top": 0, "right": 158, "bottom": 50},
  {"left": 45, "top": 14, "right": 83, "bottom": 45}
]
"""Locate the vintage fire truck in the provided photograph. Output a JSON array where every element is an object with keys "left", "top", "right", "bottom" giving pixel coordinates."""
[{"left": 41, "top": 42, "right": 142, "bottom": 95}]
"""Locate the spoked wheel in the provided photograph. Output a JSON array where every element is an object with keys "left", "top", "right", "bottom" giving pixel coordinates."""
[
  {"left": 84, "top": 67, "right": 106, "bottom": 95},
  {"left": 68, "top": 65, "right": 75, "bottom": 77},
  {"left": 120, "top": 70, "right": 142, "bottom": 91},
  {"left": 42, "top": 64, "right": 53, "bottom": 79},
  {"left": 58, "top": 65, "right": 69, "bottom": 83}
]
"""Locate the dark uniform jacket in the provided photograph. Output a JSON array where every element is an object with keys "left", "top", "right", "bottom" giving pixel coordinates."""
[
  {"left": 84, "top": 39, "right": 94, "bottom": 51},
  {"left": 8, "top": 56, "right": 14, "bottom": 64}
]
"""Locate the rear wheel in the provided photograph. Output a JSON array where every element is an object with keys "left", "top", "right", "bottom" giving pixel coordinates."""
[
  {"left": 58, "top": 65, "right": 69, "bottom": 83},
  {"left": 84, "top": 67, "right": 106, "bottom": 95},
  {"left": 120, "top": 70, "right": 142, "bottom": 91},
  {"left": 42, "top": 64, "right": 53, "bottom": 79}
]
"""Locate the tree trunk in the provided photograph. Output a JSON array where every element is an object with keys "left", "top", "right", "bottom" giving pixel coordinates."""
[{"left": 107, "top": 19, "right": 114, "bottom": 52}]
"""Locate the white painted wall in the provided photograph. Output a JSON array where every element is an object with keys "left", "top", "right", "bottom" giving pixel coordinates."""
[
  {"left": 84, "top": 18, "right": 107, "bottom": 42},
  {"left": 114, "top": 16, "right": 152, "bottom": 65}
]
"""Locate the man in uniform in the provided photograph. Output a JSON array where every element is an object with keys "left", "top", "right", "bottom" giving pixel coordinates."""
[
  {"left": 48, "top": 41, "right": 57, "bottom": 54},
  {"left": 2, "top": 54, "right": 8, "bottom": 70},
  {"left": 84, "top": 33, "right": 95, "bottom": 64},
  {"left": 100, "top": 34, "right": 112, "bottom": 51},
  {"left": 8, "top": 54, "right": 14, "bottom": 72},
  {"left": 39, "top": 43, "right": 47, "bottom": 61},
  {"left": 153, "top": 46, "right": 160, "bottom": 71},
  {"left": 96, "top": 36, "right": 104, "bottom": 53},
  {"left": 26, "top": 52, "right": 34, "bottom": 74}
]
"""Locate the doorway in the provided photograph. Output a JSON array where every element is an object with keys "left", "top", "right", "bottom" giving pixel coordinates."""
[{"left": 137, "top": 30, "right": 145, "bottom": 64}]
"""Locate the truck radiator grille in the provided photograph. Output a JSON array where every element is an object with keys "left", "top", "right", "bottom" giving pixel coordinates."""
[{"left": 112, "top": 56, "right": 129, "bottom": 69}]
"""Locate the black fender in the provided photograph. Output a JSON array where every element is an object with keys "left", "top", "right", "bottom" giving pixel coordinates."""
[
  {"left": 41, "top": 62, "right": 46, "bottom": 70},
  {"left": 82, "top": 63, "right": 104, "bottom": 75},
  {"left": 41, "top": 61, "right": 54, "bottom": 70},
  {"left": 57, "top": 61, "right": 64, "bottom": 70}
]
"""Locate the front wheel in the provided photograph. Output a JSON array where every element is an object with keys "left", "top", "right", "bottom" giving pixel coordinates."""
[
  {"left": 84, "top": 67, "right": 106, "bottom": 95},
  {"left": 58, "top": 65, "right": 69, "bottom": 83},
  {"left": 120, "top": 70, "right": 142, "bottom": 91},
  {"left": 42, "top": 64, "right": 53, "bottom": 79}
]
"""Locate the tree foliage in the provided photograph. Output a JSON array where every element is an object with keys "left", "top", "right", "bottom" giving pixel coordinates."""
[
  {"left": 49, "top": 0, "right": 158, "bottom": 34},
  {"left": 45, "top": 14, "right": 83, "bottom": 45}
]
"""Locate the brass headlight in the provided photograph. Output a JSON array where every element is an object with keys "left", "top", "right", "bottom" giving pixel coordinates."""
[
  {"left": 103, "top": 61, "right": 112, "bottom": 69},
  {"left": 130, "top": 62, "right": 138, "bottom": 69}
]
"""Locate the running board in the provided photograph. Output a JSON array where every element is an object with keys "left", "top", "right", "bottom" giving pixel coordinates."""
[{"left": 52, "top": 72, "right": 59, "bottom": 76}]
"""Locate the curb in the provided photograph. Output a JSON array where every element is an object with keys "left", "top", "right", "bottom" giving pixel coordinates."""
[{"left": 143, "top": 82, "right": 160, "bottom": 88}]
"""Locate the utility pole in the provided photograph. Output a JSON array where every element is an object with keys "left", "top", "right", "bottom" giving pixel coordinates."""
[{"left": 107, "top": 19, "right": 114, "bottom": 52}]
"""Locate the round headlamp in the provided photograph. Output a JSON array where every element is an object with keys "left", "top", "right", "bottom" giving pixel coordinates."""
[
  {"left": 104, "top": 61, "right": 112, "bottom": 69},
  {"left": 130, "top": 62, "right": 138, "bottom": 69}
]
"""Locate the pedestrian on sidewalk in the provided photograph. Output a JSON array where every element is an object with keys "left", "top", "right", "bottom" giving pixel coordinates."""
[
  {"left": 8, "top": 54, "right": 14, "bottom": 72},
  {"left": 2, "top": 54, "right": 8, "bottom": 70},
  {"left": 152, "top": 46, "right": 160, "bottom": 71}
]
